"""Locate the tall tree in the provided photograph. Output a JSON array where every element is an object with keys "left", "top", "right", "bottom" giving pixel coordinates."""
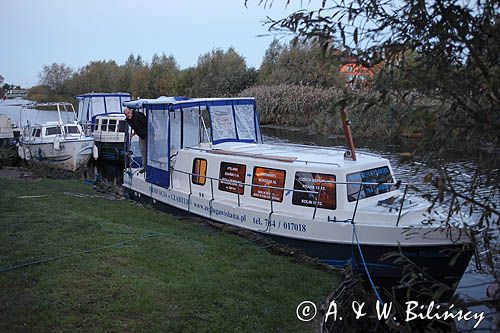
[
  {"left": 259, "top": 0, "right": 500, "bottom": 152},
  {"left": 259, "top": 39, "right": 343, "bottom": 87},
  {"left": 116, "top": 54, "right": 147, "bottom": 96},
  {"left": 176, "top": 67, "right": 197, "bottom": 97},
  {"left": 256, "top": 0, "right": 500, "bottom": 328},
  {"left": 258, "top": 39, "right": 285, "bottom": 83},
  {"left": 38, "top": 63, "right": 74, "bottom": 93},
  {"left": 191, "top": 47, "right": 257, "bottom": 97},
  {"left": 75, "top": 60, "right": 120, "bottom": 93},
  {"left": 0, "top": 75, "right": 5, "bottom": 97},
  {"left": 148, "top": 53, "right": 179, "bottom": 97}
]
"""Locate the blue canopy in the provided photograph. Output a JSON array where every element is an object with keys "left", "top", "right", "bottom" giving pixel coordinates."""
[
  {"left": 123, "top": 96, "right": 190, "bottom": 109},
  {"left": 76, "top": 92, "right": 131, "bottom": 124},
  {"left": 131, "top": 97, "right": 262, "bottom": 189}
]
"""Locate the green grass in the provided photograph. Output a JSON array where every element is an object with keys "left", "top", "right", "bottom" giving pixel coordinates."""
[{"left": 0, "top": 177, "right": 339, "bottom": 332}]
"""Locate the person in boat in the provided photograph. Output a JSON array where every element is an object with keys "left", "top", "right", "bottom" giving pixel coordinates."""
[{"left": 124, "top": 107, "right": 147, "bottom": 164}]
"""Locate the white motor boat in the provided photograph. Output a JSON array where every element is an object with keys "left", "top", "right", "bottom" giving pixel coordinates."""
[
  {"left": 122, "top": 97, "right": 475, "bottom": 299},
  {"left": 76, "top": 93, "right": 131, "bottom": 161},
  {"left": 18, "top": 102, "right": 95, "bottom": 171}
]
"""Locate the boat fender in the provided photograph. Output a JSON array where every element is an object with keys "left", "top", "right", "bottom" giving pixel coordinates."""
[
  {"left": 18, "top": 146, "right": 26, "bottom": 160},
  {"left": 93, "top": 145, "right": 99, "bottom": 159},
  {"left": 53, "top": 137, "right": 61, "bottom": 150}
]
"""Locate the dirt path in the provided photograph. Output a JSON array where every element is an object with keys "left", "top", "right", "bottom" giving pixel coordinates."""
[{"left": 0, "top": 166, "right": 38, "bottom": 180}]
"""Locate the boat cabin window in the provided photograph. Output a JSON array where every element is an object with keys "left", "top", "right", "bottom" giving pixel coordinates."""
[
  {"left": 65, "top": 126, "right": 80, "bottom": 134},
  {"left": 118, "top": 120, "right": 127, "bottom": 133},
  {"left": 293, "top": 172, "right": 336, "bottom": 210},
  {"left": 100, "top": 119, "right": 108, "bottom": 131},
  {"left": 347, "top": 166, "right": 394, "bottom": 202},
  {"left": 147, "top": 108, "right": 169, "bottom": 171},
  {"left": 182, "top": 107, "right": 202, "bottom": 147},
  {"left": 108, "top": 119, "right": 117, "bottom": 132},
  {"left": 170, "top": 109, "right": 181, "bottom": 152},
  {"left": 32, "top": 128, "right": 41, "bottom": 137},
  {"left": 200, "top": 108, "right": 211, "bottom": 143},
  {"left": 251, "top": 167, "right": 286, "bottom": 202},
  {"left": 219, "top": 162, "right": 246, "bottom": 194},
  {"left": 208, "top": 103, "right": 260, "bottom": 144},
  {"left": 170, "top": 107, "right": 203, "bottom": 150},
  {"left": 192, "top": 158, "right": 207, "bottom": 186},
  {"left": 91, "top": 122, "right": 98, "bottom": 132},
  {"left": 45, "top": 126, "right": 61, "bottom": 136}
]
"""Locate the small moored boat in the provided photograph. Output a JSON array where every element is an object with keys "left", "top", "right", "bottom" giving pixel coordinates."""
[
  {"left": 88, "top": 113, "right": 128, "bottom": 161},
  {"left": 76, "top": 93, "right": 131, "bottom": 161},
  {"left": 18, "top": 102, "right": 95, "bottom": 171},
  {"left": 122, "top": 97, "right": 475, "bottom": 297}
]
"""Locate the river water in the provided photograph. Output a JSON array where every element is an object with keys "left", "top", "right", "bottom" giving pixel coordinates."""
[
  {"left": 1, "top": 100, "right": 497, "bottom": 330},
  {"left": 0, "top": 99, "right": 76, "bottom": 126}
]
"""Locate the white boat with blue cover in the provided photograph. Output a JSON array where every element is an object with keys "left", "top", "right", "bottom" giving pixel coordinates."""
[
  {"left": 122, "top": 97, "right": 474, "bottom": 296},
  {"left": 17, "top": 102, "right": 95, "bottom": 171},
  {"left": 77, "top": 93, "right": 131, "bottom": 161}
]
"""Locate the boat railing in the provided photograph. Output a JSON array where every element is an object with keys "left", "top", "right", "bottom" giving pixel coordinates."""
[
  {"left": 274, "top": 142, "right": 383, "bottom": 159},
  {"left": 169, "top": 167, "right": 435, "bottom": 226}
]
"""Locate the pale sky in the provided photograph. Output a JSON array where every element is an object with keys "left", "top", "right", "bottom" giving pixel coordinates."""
[{"left": 1, "top": 0, "right": 316, "bottom": 88}]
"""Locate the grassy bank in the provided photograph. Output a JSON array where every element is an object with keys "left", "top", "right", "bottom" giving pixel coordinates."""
[{"left": 0, "top": 174, "right": 338, "bottom": 332}]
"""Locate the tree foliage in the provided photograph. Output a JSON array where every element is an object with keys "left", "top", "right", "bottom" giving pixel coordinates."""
[
  {"left": 258, "top": 39, "right": 343, "bottom": 87},
  {"left": 261, "top": 0, "right": 500, "bottom": 154},
  {"left": 0, "top": 75, "right": 5, "bottom": 97},
  {"left": 189, "top": 47, "right": 257, "bottom": 97},
  {"left": 31, "top": 48, "right": 256, "bottom": 101},
  {"left": 256, "top": 0, "right": 500, "bottom": 328},
  {"left": 69, "top": 60, "right": 120, "bottom": 94},
  {"left": 38, "top": 63, "right": 74, "bottom": 93},
  {"left": 148, "top": 53, "right": 180, "bottom": 97}
]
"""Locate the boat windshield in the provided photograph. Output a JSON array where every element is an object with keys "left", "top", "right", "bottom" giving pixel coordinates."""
[
  {"left": 65, "top": 126, "right": 80, "bottom": 134},
  {"left": 46, "top": 126, "right": 62, "bottom": 136},
  {"left": 346, "top": 166, "right": 394, "bottom": 202},
  {"left": 208, "top": 102, "right": 260, "bottom": 144},
  {"left": 118, "top": 120, "right": 127, "bottom": 132},
  {"left": 32, "top": 128, "right": 41, "bottom": 137}
]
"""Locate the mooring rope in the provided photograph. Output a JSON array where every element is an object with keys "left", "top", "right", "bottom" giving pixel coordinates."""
[
  {"left": 0, "top": 233, "right": 162, "bottom": 273},
  {"left": 351, "top": 222, "right": 384, "bottom": 306}
]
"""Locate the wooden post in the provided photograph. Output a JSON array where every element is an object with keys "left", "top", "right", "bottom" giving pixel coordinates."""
[{"left": 340, "top": 107, "right": 357, "bottom": 161}]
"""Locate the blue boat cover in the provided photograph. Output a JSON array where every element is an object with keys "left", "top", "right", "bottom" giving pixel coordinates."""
[{"left": 123, "top": 96, "right": 190, "bottom": 109}]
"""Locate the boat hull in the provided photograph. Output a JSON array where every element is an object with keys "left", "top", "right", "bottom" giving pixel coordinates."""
[
  {"left": 123, "top": 178, "right": 472, "bottom": 300},
  {"left": 18, "top": 138, "right": 94, "bottom": 171},
  {"left": 267, "top": 232, "right": 472, "bottom": 296},
  {"left": 95, "top": 141, "right": 125, "bottom": 161}
]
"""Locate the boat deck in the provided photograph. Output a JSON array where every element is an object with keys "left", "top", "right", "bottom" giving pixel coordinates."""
[{"left": 186, "top": 142, "right": 383, "bottom": 170}]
